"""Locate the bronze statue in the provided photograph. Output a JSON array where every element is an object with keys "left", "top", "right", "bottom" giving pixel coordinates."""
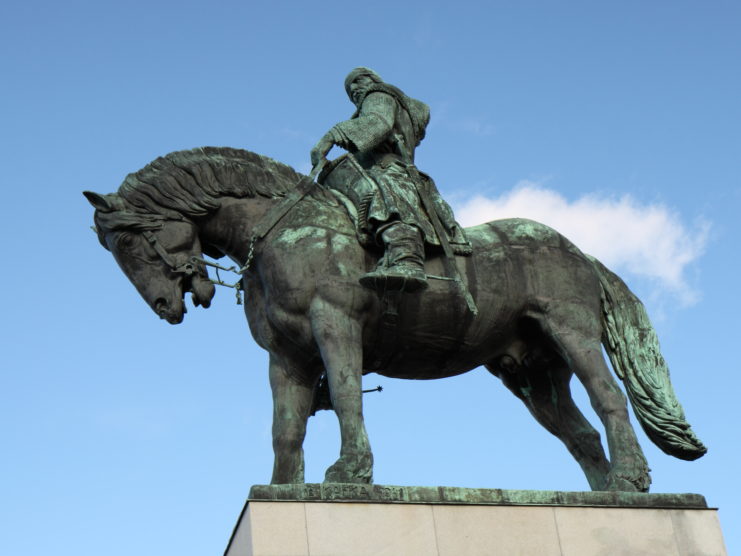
[
  {"left": 311, "top": 67, "right": 470, "bottom": 293},
  {"left": 84, "top": 144, "right": 705, "bottom": 492}
]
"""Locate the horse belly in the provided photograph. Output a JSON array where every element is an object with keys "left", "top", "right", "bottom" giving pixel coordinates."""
[
  {"left": 368, "top": 252, "right": 516, "bottom": 379},
  {"left": 366, "top": 231, "right": 601, "bottom": 380}
]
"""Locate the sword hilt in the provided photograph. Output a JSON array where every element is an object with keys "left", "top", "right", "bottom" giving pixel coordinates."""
[{"left": 309, "top": 158, "right": 328, "bottom": 182}]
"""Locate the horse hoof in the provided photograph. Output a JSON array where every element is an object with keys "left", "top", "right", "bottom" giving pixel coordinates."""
[
  {"left": 324, "top": 468, "right": 372, "bottom": 484},
  {"left": 324, "top": 455, "right": 373, "bottom": 484},
  {"left": 604, "top": 471, "right": 650, "bottom": 492}
]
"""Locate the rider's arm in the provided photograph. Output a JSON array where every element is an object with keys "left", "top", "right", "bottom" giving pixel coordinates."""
[{"left": 331, "top": 92, "right": 396, "bottom": 153}]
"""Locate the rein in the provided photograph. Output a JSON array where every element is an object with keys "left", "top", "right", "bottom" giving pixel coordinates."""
[
  {"left": 144, "top": 175, "right": 316, "bottom": 305},
  {"left": 143, "top": 230, "right": 198, "bottom": 275}
]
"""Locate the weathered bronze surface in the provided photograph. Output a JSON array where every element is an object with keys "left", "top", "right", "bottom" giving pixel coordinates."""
[
  {"left": 84, "top": 70, "right": 706, "bottom": 492},
  {"left": 249, "top": 483, "right": 709, "bottom": 508},
  {"left": 311, "top": 67, "right": 471, "bottom": 294}
]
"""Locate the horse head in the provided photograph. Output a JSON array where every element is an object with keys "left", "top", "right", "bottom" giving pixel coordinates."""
[{"left": 84, "top": 191, "right": 215, "bottom": 324}]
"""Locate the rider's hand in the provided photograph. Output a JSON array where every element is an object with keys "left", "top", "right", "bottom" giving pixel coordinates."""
[{"left": 310, "top": 132, "right": 335, "bottom": 167}]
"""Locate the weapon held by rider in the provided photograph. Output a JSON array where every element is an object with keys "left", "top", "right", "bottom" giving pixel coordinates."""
[{"left": 309, "top": 157, "right": 329, "bottom": 182}]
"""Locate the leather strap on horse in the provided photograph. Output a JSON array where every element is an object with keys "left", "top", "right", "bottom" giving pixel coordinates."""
[
  {"left": 143, "top": 230, "right": 197, "bottom": 276},
  {"left": 251, "top": 175, "right": 316, "bottom": 241},
  {"left": 368, "top": 290, "right": 402, "bottom": 371},
  {"left": 179, "top": 174, "right": 316, "bottom": 304}
]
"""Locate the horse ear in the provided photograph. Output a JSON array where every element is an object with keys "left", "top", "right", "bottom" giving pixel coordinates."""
[{"left": 83, "top": 191, "right": 114, "bottom": 211}]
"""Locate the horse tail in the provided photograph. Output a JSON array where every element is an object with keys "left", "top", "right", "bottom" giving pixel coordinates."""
[{"left": 588, "top": 255, "right": 707, "bottom": 461}]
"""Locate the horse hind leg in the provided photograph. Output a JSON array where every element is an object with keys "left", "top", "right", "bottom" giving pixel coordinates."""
[
  {"left": 534, "top": 311, "right": 651, "bottom": 492},
  {"left": 487, "top": 360, "right": 610, "bottom": 491}
]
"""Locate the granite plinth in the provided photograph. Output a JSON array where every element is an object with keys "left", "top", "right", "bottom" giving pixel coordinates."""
[{"left": 225, "top": 484, "right": 726, "bottom": 556}]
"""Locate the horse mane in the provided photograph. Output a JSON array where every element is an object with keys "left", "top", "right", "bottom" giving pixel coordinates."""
[
  {"left": 93, "top": 146, "right": 305, "bottom": 245},
  {"left": 117, "top": 146, "right": 302, "bottom": 219}
]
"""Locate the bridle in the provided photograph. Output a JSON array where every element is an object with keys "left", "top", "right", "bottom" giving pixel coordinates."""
[
  {"left": 142, "top": 230, "right": 199, "bottom": 276},
  {"left": 139, "top": 175, "right": 317, "bottom": 304}
]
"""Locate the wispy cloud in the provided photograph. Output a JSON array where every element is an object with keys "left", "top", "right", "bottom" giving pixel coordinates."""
[{"left": 454, "top": 182, "right": 709, "bottom": 305}]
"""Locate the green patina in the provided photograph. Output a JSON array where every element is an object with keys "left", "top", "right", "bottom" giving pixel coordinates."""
[
  {"left": 85, "top": 67, "right": 706, "bottom": 495},
  {"left": 248, "top": 483, "right": 709, "bottom": 509},
  {"left": 275, "top": 226, "right": 327, "bottom": 245},
  {"left": 509, "top": 218, "right": 557, "bottom": 242}
]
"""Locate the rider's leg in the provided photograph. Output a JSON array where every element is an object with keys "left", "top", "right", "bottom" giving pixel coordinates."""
[{"left": 360, "top": 221, "right": 428, "bottom": 292}]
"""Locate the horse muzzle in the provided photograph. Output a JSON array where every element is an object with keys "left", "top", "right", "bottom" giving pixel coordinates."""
[
  {"left": 189, "top": 275, "right": 215, "bottom": 308},
  {"left": 153, "top": 297, "right": 185, "bottom": 324}
]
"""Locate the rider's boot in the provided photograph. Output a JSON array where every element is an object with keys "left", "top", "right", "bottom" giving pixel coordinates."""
[{"left": 360, "top": 222, "right": 428, "bottom": 292}]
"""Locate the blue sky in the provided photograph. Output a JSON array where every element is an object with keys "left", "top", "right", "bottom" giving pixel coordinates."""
[{"left": 2, "top": 1, "right": 739, "bottom": 554}]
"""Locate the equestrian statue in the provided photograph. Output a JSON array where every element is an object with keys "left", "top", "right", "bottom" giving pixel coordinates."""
[{"left": 84, "top": 68, "right": 705, "bottom": 492}]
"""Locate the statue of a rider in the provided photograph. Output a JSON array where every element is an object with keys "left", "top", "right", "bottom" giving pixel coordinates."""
[{"left": 311, "top": 67, "right": 471, "bottom": 293}]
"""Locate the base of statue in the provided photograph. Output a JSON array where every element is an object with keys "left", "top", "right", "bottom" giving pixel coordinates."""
[{"left": 224, "top": 484, "right": 726, "bottom": 556}]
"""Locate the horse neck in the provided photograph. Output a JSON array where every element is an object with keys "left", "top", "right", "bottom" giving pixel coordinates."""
[{"left": 197, "top": 196, "right": 279, "bottom": 264}]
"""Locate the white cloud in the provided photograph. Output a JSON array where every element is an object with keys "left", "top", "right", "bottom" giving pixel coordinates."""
[{"left": 454, "top": 181, "right": 709, "bottom": 305}]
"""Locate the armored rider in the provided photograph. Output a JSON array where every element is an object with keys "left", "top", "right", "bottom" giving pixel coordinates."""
[{"left": 310, "top": 67, "right": 470, "bottom": 293}]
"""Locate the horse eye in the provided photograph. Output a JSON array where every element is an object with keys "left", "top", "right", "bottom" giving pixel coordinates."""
[{"left": 116, "top": 233, "right": 135, "bottom": 249}]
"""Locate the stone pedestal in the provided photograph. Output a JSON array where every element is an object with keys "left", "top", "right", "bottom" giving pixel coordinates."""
[{"left": 224, "top": 484, "right": 727, "bottom": 556}]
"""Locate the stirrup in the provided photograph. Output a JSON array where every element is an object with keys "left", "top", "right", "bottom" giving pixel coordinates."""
[{"left": 359, "top": 264, "right": 428, "bottom": 293}]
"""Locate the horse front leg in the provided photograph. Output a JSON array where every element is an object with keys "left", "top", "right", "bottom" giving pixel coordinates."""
[
  {"left": 269, "top": 354, "right": 315, "bottom": 484},
  {"left": 311, "top": 305, "right": 373, "bottom": 484}
]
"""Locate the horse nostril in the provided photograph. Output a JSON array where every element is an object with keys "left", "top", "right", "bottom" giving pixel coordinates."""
[{"left": 154, "top": 298, "right": 168, "bottom": 315}]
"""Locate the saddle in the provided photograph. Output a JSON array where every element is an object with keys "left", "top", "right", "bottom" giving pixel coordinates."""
[{"left": 318, "top": 153, "right": 472, "bottom": 256}]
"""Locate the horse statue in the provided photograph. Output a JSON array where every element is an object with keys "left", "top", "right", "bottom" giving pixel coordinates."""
[{"left": 84, "top": 147, "right": 706, "bottom": 492}]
